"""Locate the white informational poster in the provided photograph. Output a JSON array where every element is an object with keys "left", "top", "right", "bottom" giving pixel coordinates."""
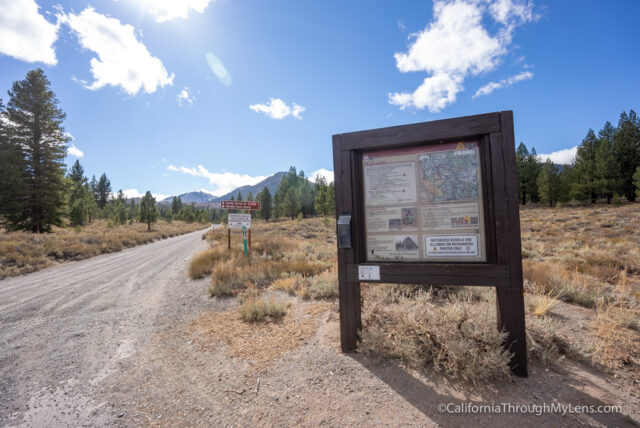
[
  {"left": 366, "top": 206, "right": 418, "bottom": 233},
  {"left": 366, "top": 234, "right": 420, "bottom": 260},
  {"left": 228, "top": 213, "right": 251, "bottom": 229},
  {"left": 362, "top": 142, "right": 486, "bottom": 262},
  {"left": 363, "top": 162, "right": 417, "bottom": 206}
]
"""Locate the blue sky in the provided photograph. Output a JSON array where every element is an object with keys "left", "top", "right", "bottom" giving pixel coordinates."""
[{"left": 1, "top": 0, "right": 638, "bottom": 199}]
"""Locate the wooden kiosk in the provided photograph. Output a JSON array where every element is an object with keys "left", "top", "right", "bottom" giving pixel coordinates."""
[{"left": 332, "top": 111, "right": 527, "bottom": 376}]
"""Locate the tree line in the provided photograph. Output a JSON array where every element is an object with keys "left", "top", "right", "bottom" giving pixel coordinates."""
[
  {"left": 516, "top": 110, "right": 640, "bottom": 206},
  {"left": 0, "top": 68, "right": 216, "bottom": 233}
]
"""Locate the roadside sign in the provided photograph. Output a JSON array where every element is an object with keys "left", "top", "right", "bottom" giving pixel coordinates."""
[
  {"left": 221, "top": 200, "right": 261, "bottom": 210},
  {"left": 228, "top": 213, "right": 251, "bottom": 229}
]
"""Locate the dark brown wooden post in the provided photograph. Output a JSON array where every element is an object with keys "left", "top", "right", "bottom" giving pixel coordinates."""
[
  {"left": 227, "top": 209, "right": 231, "bottom": 250},
  {"left": 334, "top": 135, "right": 361, "bottom": 352}
]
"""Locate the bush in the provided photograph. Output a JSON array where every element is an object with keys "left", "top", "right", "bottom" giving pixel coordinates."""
[{"left": 239, "top": 297, "right": 286, "bottom": 322}]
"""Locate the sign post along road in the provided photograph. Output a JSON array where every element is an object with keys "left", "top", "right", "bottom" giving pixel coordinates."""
[
  {"left": 332, "top": 111, "right": 528, "bottom": 376},
  {"left": 222, "top": 201, "right": 261, "bottom": 250}
]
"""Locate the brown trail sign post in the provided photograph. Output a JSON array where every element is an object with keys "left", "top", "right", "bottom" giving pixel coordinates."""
[
  {"left": 332, "top": 111, "right": 528, "bottom": 376},
  {"left": 221, "top": 200, "right": 261, "bottom": 251}
]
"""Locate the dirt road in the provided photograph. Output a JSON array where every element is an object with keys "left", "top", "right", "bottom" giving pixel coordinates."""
[
  {"left": 0, "top": 228, "right": 211, "bottom": 426},
  {"left": 1, "top": 227, "right": 639, "bottom": 427}
]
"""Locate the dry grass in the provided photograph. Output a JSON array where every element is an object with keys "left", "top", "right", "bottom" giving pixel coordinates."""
[
  {"left": 191, "top": 205, "right": 640, "bottom": 383},
  {"left": 0, "top": 220, "right": 206, "bottom": 279},
  {"left": 189, "top": 302, "right": 331, "bottom": 371},
  {"left": 239, "top": 296, "right": 286, "bottom": 322}
]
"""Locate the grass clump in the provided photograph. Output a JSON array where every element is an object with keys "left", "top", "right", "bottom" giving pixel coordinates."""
[
  {"left": 239, "top": 297, "right": 286, "bottom": 323},
  {"left": 361, "top": 285, "right": 512, "bottom": 384}
]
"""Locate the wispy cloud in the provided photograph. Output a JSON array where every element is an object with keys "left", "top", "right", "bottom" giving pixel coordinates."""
[
  {"left": 249, "top": 98, "right": 305, "bottom": 120},
  {"left": 389, "top": 0, "right": 537, "bottom": 112},
  {"left": 122, "top": 188, "right": 169, "bottom": 201},
  {"left": 68, "top": 144, "right": 84, "bottom": 157},
  {"left": 121, "top": 0, "right": 214, "bottom": 23},
  {"left": 538, "top": 146, "right": 577, "bottom": 165},
  {"left": 472, "top": 70, "right": 533, "bottom": 98},
  {"left": 0, "top": 0, "right": 58, "bottom": 65},
  {"left": 58, "top": 7, "right": 174, "bottom": 95},
  {"left": 309, "top": 168, "right": 334, "bottom": 183},
  {"left": 167, "top": 164, "right": 267, "bottom": 196},
  {"left": 176, "top": 86, "right": 195, "bottom": 106}
]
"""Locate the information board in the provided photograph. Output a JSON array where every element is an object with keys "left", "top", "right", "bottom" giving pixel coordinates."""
[
  {"left": 228, "top": 213, "right": 251, "bottom": 229},
  {"left": 362, "top": 141, "right": 485, "bottom": 262}
]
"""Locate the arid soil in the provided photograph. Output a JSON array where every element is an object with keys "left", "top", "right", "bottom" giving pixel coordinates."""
[{"left": 1, "top": 222, "right": 639, "bottom": 427}]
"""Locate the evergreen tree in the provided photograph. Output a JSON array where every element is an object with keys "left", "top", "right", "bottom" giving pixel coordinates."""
[
  {"left": 246, "top": 192, "right": 253, "bottom": 201},
  {"left": 2, "top": 69, "right": 69, "bottom": 232},
  {"left": 236, "top": 191, "right": 243, "bottom": 201},
  {"left": 257, "top": 187, "right": 272, "bottom": 221},
  {"left": 515, "top": 143, "right": 542, "bottom": 204},
  {"left": 112, "top": 200, "right": 127, "bottom": 226},
  {"left": 139, "top": 191, "right": 158, "bottom": 231},
  {"left": 171, "top": 196, "right": 182, "bottom": 215},
  {"left": 0, "top": 98, "right": 26, "bottom": 228},
  {"left": 283, "top": 187, "right": 299, "bottom": 219},
  {"left": 633, "top": 166, "right": 640, "bottom": 199},
  {"left": 612, "top": 110, "right": 640, "bottom": 201},
  {"left": 572, "top": 129, "right": 599, "bottom": 203},
  {"left": 69, "top": 159, "right": 86, "bottom": 185},
  {"left": 96, "top": 173, "right": 111, "bottom": 208},
  {"left": 515, "top": 142, "right": 530, "bottom": 204},
  {"left": 595, "top": 121, "right": 617, "bottom": 203},
  {"left": 537, "top": 160, "right": 561, "bottom": 207}
]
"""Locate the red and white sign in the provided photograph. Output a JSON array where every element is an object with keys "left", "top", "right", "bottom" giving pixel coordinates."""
[{"left": 220, "top": 200, "right": 261, "bottom": 210}]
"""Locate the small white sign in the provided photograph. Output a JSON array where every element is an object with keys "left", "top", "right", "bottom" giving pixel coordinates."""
[
  {"left": 358, "top": 265, "right": 380, "bottom": 281},
  {"left": 228, "top": 213, "right": 251, "bottom": 229},
  {"left": 426, "top": 234, "right": 478, "bottom": 257}
]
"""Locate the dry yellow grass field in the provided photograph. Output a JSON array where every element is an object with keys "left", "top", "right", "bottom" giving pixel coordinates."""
[
  {"left": 191, "top": 204, "right": 639, "bottom": 384},
  {"left": 0, "top": 220, "right": 207, "bottom": 279}
]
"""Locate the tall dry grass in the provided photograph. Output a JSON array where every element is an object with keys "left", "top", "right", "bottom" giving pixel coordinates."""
[{"left": 1, "top": 220, "right": 206, "bottom": 279}]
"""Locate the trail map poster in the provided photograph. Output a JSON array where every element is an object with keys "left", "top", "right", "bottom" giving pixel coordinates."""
[{"left": 362, "top": 142, "right": 486, "bottom": 262}]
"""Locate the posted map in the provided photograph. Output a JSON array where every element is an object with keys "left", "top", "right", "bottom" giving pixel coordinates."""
[{"left": 419, "top": 149, "right": 479, "bottom": 202}]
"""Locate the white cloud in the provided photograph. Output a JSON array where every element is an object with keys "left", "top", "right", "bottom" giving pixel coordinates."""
[
  {"left": 249, "top": 98, "right": 305, "bottom": 120},
  {"left": 176, "top": 86, "right": 195, "bottom": 106},
  {"left": 68, "top": 144, "right": 84, "bottom": 157},
  {"left": 123, "top": 0, "right": 213, "bottom": 23},
  {"left": 389, "top": 0, "right": 536, "bottom": 112},
  {"left": 58, "top": 7, "right": 174, "bottom": 95},
  {"left": 309, "top": 168, "right": 334, "bottom": 183},
  {"left": 0, "top": 0, "right": 58, "bottom": 65},
  {"left": 472, "top": 70, "right": 532, "bottom": 98},
  {"left": 167, "top": 164, "right": 267, "bottom": 196},
  {"left": 538, "top": 146, "right": 577, "bottom": 165},
  {"left": 122, "top": 188, "right": 169, "bottom": 201}
]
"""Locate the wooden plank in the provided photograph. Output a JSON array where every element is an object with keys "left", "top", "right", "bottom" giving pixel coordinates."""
[
  {"left": 496, "top": 287, "right": 528, "bottom": 376},
  {"left": 341, "top": 112, "right": 501, "bottom": 151},
  {"left": 346, "top": 263, "right": 510, "bottom": 287},
  {"left": 489, "top": 132, "right": 511, "bottom": 266},
  {"left": 479, "top": 135, "right": 497, "bottom": 264}
]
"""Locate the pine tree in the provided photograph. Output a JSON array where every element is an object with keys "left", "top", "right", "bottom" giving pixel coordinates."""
[
  {"left": 3, "top": 69, "right": 69, "bottom": 232},
  {"left": 283, "top": 188, "right": 299, "bottom": 220},
  {"left": 139, "top": 191, "right": 158, "bottom": 231},
  {"left": 171, "top": 196, "right": 182, "bottom": 215},
  {"left": 96, "top": 173, "right": 111, "bottom": 208},
  {"left": 537, "top": 160, "right": 561, "bottom": 207},
  {"left": 612, "top": 110, "right": 640, "bottom": 201},
  {"left": 633, "top": 166, "right": 640, "bottom": 199},
  {"left": 246, "top": 192, "right": 253, "bottom": 201},
  {"left": 0, "top": 98, "right": 26, "bottom": 228},
  {"left": 236, "top": 191, "right": 243, "bottom": 201},
  {"left": 595, "top": 121, "right": 617, "bottom": 203},
  {"left": 515, "top": 142, "right": 530, "bottom": 204},
  {"left": 572, "top": 130, "right": 599, "bottom": 203},
  {"left": 257, "top": 187, "right": 272, "bottom": 221}
]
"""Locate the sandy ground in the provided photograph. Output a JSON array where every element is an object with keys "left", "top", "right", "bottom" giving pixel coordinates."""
[{"left": 1, "top": 229, "right": 639, "bottom": 427}]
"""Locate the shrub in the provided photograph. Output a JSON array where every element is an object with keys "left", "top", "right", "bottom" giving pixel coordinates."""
[{"left": 239, "top": 297, "right": 286, "bottom": 322}]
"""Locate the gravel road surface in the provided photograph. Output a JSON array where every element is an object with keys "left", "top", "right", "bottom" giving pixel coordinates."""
[{"left": 0, "top": 228, "right": 210, "bottom": 427}]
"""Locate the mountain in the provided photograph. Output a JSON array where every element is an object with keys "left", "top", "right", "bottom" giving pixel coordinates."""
[
  {"left": 159, "top": 171, "right": 289, "bottom": 207},
  {"left": 211, "top": 171, "right": 287, "bottom": 204},
  {"left": 159, "top": 191, "right": 217, "bottom": 205}
]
